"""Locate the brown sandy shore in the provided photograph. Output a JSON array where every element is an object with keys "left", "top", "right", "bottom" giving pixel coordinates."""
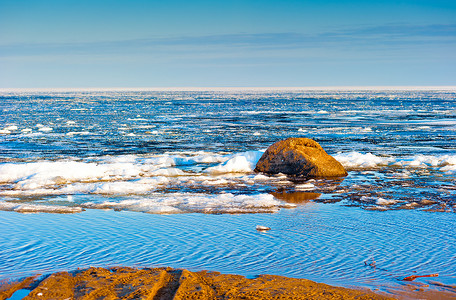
[
  {"left": 1, "top": 267, "right": 455, "bottom": 300},
  {"left": 0, "top": 266, "right": 394, "bottom": 300}
]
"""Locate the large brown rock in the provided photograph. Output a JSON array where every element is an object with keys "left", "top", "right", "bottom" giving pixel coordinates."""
[{"left": 254, "top": 138, "right": 347, "bottom": 177}]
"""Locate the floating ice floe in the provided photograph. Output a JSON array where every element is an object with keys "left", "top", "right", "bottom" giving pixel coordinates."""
[
  {"left": 0, "top": 152, "right": 269, "bottom": 198},
  {"left": 333, "top": 152, "right": 456, "bottom": 173},
  {"left": 252, "top": 174, "right": 272, "bottom": 181},
  {"left": 334, "top": 152, "right": 393, "bottom": 168},
  {"left": 38, "top": 126, "right": 53, "bottom": 132},
  {"left": 400, "top": 154, "right": 456, "bottom": 168},
  {"left": 4, "top": 125, "right": 18, "bottom": 131},
  {"left": 0, "top": 125, "right": 20, "bottom": 133},
  {"left": 0, "top": 202, "right": 82, "bottom": 214},
  {"left": 206, "top": 151, "right": 264, "bottom": 174},
  {"left": 81, "top": 192, "right": 295, "bottom": 214},
  {"left": 375, "top": 198, "right": 398, "bottom": 206},
  {"left": 441, "top": 164, "right": 456, "bottom": 173},
  {"left": 66, "top": 131, "right": 91, "bottom": 136},
  {"left": 0, "top": 190, "right": 297, "bottom": 214},
  {"left": 361, "top": 196, "right": 398, "bottom": 206},
  {"left": 295, "top": 183, "right": 315, "bottom": 190}
]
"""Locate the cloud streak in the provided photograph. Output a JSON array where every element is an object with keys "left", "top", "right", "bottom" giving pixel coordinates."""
[{"left": 0, "top": 23, "right": 455, "bottom": 58}]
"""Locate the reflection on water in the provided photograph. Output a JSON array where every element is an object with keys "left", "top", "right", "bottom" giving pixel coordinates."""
[{"left": 271, "top": 191, "right": 322, "bottom": 203}]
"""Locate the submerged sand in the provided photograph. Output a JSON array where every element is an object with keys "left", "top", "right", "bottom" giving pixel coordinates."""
[{"left": 0, "top": 266, "right": 392, "bottom": 300}]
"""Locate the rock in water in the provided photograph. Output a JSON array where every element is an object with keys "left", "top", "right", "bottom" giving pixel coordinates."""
[{"left": 254, "top": 138, "right": 347, "bottom": 178}]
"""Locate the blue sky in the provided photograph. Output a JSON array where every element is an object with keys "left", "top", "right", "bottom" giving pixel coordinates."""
[{"left": 0, "top": 0, "right": 455, "bottom": 87}]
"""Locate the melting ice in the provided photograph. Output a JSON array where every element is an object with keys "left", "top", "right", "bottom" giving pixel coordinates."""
[{"left": 0, "top": 88, "right": 455, "bottom": 213}]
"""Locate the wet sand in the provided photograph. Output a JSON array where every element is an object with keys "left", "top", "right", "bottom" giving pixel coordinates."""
[{"left": 0, "top": 266, "right": 393, "bottom": 300}]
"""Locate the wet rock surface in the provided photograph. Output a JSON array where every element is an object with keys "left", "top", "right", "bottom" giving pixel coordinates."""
[{"left": 0, "top": 266, "right": 391, "bottom": 300}]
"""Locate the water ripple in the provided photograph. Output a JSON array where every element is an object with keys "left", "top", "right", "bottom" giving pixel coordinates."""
[{"left": 3, "top": 205, "right": 453, "bottom": 293}]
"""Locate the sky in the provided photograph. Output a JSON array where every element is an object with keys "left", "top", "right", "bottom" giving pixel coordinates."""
[{"left": 0, "top": 0, "right": 455, "bottom": 88}]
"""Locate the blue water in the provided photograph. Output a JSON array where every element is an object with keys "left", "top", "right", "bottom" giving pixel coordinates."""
[
  {"left": 0, "top": 205, "right": 455, "bottom": 294},
  {"left": 0, "top": 88, "right": 455, "bottom": 295}
]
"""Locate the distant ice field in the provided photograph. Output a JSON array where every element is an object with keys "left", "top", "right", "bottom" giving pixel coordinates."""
[{"left": 1, "top": 88, "right": 455, "bottom": 213}]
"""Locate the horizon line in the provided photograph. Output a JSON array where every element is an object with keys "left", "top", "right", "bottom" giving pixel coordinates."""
[{"left": 1, "top": 86, "right": 456, "bottom": 93}]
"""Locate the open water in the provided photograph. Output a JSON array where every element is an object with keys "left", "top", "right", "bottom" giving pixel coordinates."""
[{"left": 0, "top": 88, "right": 455, "bottom": 295}]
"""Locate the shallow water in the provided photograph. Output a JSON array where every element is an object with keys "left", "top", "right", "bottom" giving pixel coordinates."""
[
  {"left": 1, "top": 205, "right": 455, "bottom": 294},
  {"left": 0, "top": 88, "right": 455, "bottom": 294}
]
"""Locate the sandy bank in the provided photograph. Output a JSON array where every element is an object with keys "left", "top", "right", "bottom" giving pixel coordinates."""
[{"left": 0, "top": 266, "right": 392, "bottom": 300}]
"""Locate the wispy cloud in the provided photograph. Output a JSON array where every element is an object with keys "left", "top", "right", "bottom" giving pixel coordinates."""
[
  {"left": 341, "top": 23, "right": 456, "bottom": 37},
  {"left": 0, "top": 23, "right": 455, "bottom": 57}
]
